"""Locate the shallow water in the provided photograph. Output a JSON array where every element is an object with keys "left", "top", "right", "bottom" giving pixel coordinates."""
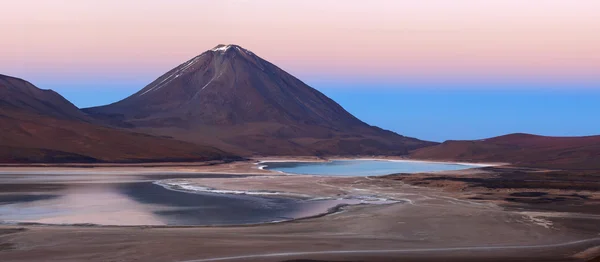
[
  {"left": 0, "top": 182, "right": 344, "bottom": 226},
  {"left": 262, "top": 159, "right": 481, "bottom": 176},
  {"left": 119, "top": 182, "right": 344, "bottom": 225},
  {"left": 0, "top": 171, "right": 392, "bottom": 226}
]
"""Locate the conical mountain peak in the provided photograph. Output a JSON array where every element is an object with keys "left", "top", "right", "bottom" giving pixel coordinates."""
[{"left": 84, "top": 46, "right": 434, "bottom": 156}]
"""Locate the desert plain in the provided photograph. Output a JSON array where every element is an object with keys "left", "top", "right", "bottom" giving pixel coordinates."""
[{"left": 0, "top": 159, "right": 599, "bottom": 262}]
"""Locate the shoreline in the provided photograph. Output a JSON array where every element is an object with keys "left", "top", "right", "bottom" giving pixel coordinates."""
[
  {"left": 0, "top": 158, "right": 587, "bottom": 229},
  {"left": 0, "top": 157, "right": 515, "bottom": 228},
  {"left": 2, "top": 163, "right": 599, "bottom": 262},
  {"left": 152, "top": 180, "right": 313, "bottom": 198},
  {"left": 256, "top": 157, "right": 504, "bottom": 168},
  {"left": 255, "top": 157, "right": 501, "bottom": 177},
  {"left": 0, "top": 156, "right": 506, "bottom": 169},
  {"left": 353, "top": 158, "right": 505, "bottom": 167},
  {"left": 0, "top": 203, "right": 357, "bottom": 229},
  {"left": 0, "top": 175, "right": 397, "bottom": 227},
  {"left": 150, "top": 179, "right": 400, "bottom": 226}
]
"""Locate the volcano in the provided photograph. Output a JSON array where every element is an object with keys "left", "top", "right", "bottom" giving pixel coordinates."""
[{"left": 85, "top": 44, "right": 435, "bottom": 156}]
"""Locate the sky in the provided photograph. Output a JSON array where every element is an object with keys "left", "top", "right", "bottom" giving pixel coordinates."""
[{"left": 1, "top": 0, "right": 599, "bottom": 141}]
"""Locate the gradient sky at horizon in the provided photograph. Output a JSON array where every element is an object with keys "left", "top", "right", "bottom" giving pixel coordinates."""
[{"left": 1, "top": 1, "right": 599, "bottom": 141}]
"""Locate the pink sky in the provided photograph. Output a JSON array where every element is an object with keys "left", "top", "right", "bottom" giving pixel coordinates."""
[{"left": 2, "top": 0, "right": 599, "bottom": 84}]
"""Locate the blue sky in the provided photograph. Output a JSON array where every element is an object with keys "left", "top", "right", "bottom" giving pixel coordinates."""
[
  {"left": 3, "top": 1, "right": 599, "bottom": 142},
  {"left": 39, "top": 76, "right": 600, "bottom": 142},
  {"left": 318, "top": 86, "right": 600, "bottom": 142}
]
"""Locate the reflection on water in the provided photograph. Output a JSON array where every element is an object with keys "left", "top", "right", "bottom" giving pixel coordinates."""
[
  {"left": 0, "top": 181, "right": 379, "bottom": 226},
  {"left": 0, "top": 168, "right": 406, "bottom": 226},
  {"left": 120, "top": 182, "right": 313, "bottom": 225},
  {"left": 263, "top": 159, "right": 482, "bottom": 176},
  {"left": 0, "top": 194, "right": 58, "bottom": 203},
  {"left": 0, "top": 184, "right": 165, "bottom": 225}
]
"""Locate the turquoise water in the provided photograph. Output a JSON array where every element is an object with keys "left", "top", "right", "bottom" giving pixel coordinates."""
[{"left": 262, "top": 160, "right": 481, "bottom": 177}]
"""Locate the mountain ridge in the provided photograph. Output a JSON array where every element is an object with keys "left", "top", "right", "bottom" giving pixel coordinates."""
[
  {"left": 410, "top": 132, "right": 600, "bottom": 170},
  {"left": 0, "top": 74, "right": 89, "bottom": 121},
  {"left": 0, "top": 74, "right": 238, "bottom": 163}
]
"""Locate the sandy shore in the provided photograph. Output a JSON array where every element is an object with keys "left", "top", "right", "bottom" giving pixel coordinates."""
[
  {"left": 0, "top": 160, "right": 274, "bottom": 176},
  {"left": 0, "top": 159, "right": 599, "bottom": 261}
]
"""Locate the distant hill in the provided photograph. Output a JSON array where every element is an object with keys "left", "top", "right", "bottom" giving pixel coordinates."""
[
  {"left": 84, "top": 44, "right": 436, "bottom": 156},
  {"left": 0, "top": 74, "right": 237, "bottom": 163},
  {"left": 0, "top": 74, "right": 88, "bottom": 121},
  {"left": 410, "top": 133, "right": 600, "bottom": 170}
]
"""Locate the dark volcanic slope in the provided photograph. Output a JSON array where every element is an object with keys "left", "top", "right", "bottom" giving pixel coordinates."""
[
  {"left": 0, "top": 74, "right": 235, "bottom": 163},
  {"left": 85, "top": 44, "right": 435, "bottom": 156},
  {"left": 0, "top": 74, "right": 88, "bottom": 121},
  {"left": 410, "top": 133, "right": 600, "bottom": 170}
]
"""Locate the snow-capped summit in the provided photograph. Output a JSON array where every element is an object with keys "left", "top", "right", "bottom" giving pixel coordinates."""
[
  {"left": 84, "top": 45, "right": 434, "bottom": 156},
  {"left": 210, "top": 44, "right": 255, "bottom": 57},
  {"left": 211, "top": 44, "right": 235, "bottom": 52}
]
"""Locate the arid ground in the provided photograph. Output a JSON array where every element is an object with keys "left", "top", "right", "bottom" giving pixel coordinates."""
[{"left": 1, "top": 160, "right": 599, "bottom": 262}]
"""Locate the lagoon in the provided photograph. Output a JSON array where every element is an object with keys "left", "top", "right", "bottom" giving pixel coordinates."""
[{"left": 261, "top": 159, "right": 482, "bottom": 176}]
